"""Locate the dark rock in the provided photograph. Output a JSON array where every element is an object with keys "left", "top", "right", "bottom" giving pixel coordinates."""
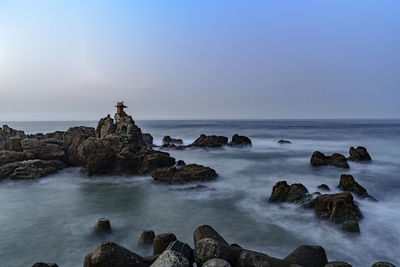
[
  {"left": 94, "top": 218, "right": 111, "bottom": 233},
  {"left": 32, "top": 263, "right": 58, "bottom": 267},
  {"left": 151, "top": 164, "right": 217, "bottom": 183},
  {"left": 163, "top": 136, "right": 183, "bottom": 145},
  {"left": 194, "top": 238, "right": 242, "bottom": 266},
  {"left": 0, "top": 125, "right": 26, "bottom": 150},
  {"left": 269, "top": 181, "right": 312, "bottom": 205},
  {"left": 228, "top": 134, "right": 251, "bottom": 146},
  {"left": 203, "top": 258, "right": 231, "bottom": 267},
  {"left": 83, "top": 241, "right": 147, "bottom": 267},
  {"left": 95, "top": 115, "right": 116, "bottom": 138},
  {"left": 371, "top": 262, "right": 396, "bottom": 267},
  {"left": 235, "top": 249, "right": 285, "bottom": 267},
  {"left": 349, "top": 146, "right": 371, "bottom": 162},
  {"left": 177, "top": 160, "right": 186, "bottom": 166},
  {"left": 193, "top": 225, "right": 229, "bottom": 246},
  {"left": 278, "top": 139, "right": 291, "bottom": 144},
  {"left": 139, "top": 230, "right": 155, "bottom": 245},
  {"left": 142, "top": 133, "right": 154, "bottom": 147},
  {"left": 310, "top": 151, "right": 349, "bottom": 169},
  {"left": 318, "top": 184, "right": 330, "bottom": 191},
  {"left": 137, "top": 149, "right": 176, "bottom": 174},
  {"left": 283, "top": 245, "right": 328, "bottom": 267},
  {"left": 4, "top": 136, "right": 23, "bottom": 151},
  {"left": 167, "top": 240, "right": 194, "bottom": 264},
  {"left": 0, "top": 159, "right": 66, "bottom": 179},
  {"left": 150, "top": 250, "right": 189, "bottom": 267},
  {"left": 338, "top": 174, "right": 375, "bottom": 200},
  {"left": 191, "top": 134, "right": 228, "bottom": 148},
  {"left": 153, "top": 233, "right": 177, "bottom": 255},
  {"left": 160, "top": 143, "right": 187, "bottom": 150},
  {"left": 0, "top": 150, "right": 31, "bottom": 166},
  {"left": 325, "top": 261, "right": 352, "bottom": 267},
  {"left": 142, "top": 254, "right": 159, "bottom": 265},
  {"left": 63, "top": 126, "right": 95, "bottom": 166},
  {"left": 314, "top": 193, "right": 362, "bottom": 223},
  {"left": 21, "top": 138, "right": 66, "bottom": 161},
  {"left": 342, "top": 220, "right": 360, "bottom": 233}
]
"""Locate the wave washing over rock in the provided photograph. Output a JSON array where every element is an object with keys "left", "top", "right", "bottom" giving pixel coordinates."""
[{"left": 0, "top": 118, "right": 399, "bottom": 266}]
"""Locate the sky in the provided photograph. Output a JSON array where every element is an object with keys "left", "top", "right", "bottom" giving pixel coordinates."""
[{"left": 0, "top": 0, "right": 400, "bottom": 121}]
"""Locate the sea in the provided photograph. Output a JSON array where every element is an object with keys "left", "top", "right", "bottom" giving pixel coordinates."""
[{"left": 0, "top": 119, "right": 399, "bottom": 266}]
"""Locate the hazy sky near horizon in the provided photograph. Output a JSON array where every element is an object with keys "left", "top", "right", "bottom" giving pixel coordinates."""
[{"left": 1, "top": 1, "right": 400, "bottom": 121}]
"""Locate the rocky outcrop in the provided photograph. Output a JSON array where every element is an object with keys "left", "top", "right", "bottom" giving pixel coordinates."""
[
  {"left": 142, "top": 133, "right": 154, "bottom": 147},
  {"left": 21, "top": 138, "right": 66, "bottom": 161},
  {"left": 338, "top": 174, "right": 375, "bottom": 200},
  {"left": 0, "top": 125, "right": 26, "bottom": 150},
  {"left": 314, "top": 193, "right": 362, "bottom": 223},
  {"left": 0, "top": 159, "right": 66, "bottom": 179},
  {"left": 63, "top": 126, "right": 95, "bottom": 166},
  {"left": 278, "top": 139, "right": 291, "bottom": 144},
  {"left": 191, "top": 134, "right": 228, "bottom": 148},
  {"left": 269, "top": 181, "right": 313, "bottom": 207},
  {"left": 0, "top": 150, "right": 31, "bottom": 166},
  {"left": 163, "top": 136, "right": 183, "bottom": 145},
  {"left": 310, "top": 151, "right": 349, "bottom": 169},
  {"left": 83, "top": 242, "right": 147, "bottom": 267},
  {"left": 151, "top": 164, "right": 217, "bottom": 183},
  {"left": 349, "top": 146, "right": 371, "bottom": 162},
  {"left": 228, "top": 134, "right": 251, "bottom": 147}
]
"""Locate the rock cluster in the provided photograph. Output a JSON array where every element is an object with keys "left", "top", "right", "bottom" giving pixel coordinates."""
[
  {"left": 310, "top": 151, "right": 349, "bottom": 168},
  {"left": 269, "top": 181, "right": 313, "bottom": 207},
  {"left": 349, "top": 146, "right": 371, "bottom": 162},
  {"left": 160, "top": 134, "right": 252, "bottom": 150},
  {"left": 151, "top": 164, "right": 218, "bottom": 183}
]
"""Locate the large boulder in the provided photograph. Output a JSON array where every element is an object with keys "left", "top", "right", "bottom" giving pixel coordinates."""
[
  {"left": 228, "top": 134, "right": 251, "bottom": 147},
  {"left": 151, "top": 164, "right": 217, "bottom": 183},
  {"left": 349, "top": 146, "right": 371, "bottom": 162},
  {"left": 63, "top": 126, "right": 95, "bottom": 166},
  {"left": 235, "top": 250, "right": 285, "bottom": 267},
  {"left": 193, "top": 225, "right": 229, "bottom": 246},
  {"left": 0, "top": 125, "right": 26, "bottom": 149},
  {"left": 310, "top": 151, "right": 349, "bottom": 169},
  {"left": 137, "top": 148, "right": 176, "bottom": 174},
  {"left": 338, "top": 174, "right": 374, "bottom": 199},
  {"left": 314, "top": 193, "right": 362, "bottom": 223},
  {"left": 194, "top": 238, "right": 242, "bottom": 266},
  {"left": 83, "top": 242, "right": 147, "bottom": 267},
  {"left": 21, "top": 138, "right": 66, "bottom": 161},
  {"left": 191, "top": 134, "right": 228, "bottom": 148},
  {"left": 0, "top": 159, "right": 66, "bottom": 179},
  {"left": 283, "top": 245, "right": 328, "bottom": 267},
  {"left": 269, "top": 181, "right": 313, "bottom": 206}
]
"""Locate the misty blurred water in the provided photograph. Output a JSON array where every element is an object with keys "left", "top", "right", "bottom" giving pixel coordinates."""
[{"left": 0, "top": 119, "right": 399, "bottom": 266}]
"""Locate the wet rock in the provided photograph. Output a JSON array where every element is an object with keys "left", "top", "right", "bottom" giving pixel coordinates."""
[
  {"left": 338, "top": 174, "right": 375, "bottom": 200},
  {"left": 193, "top": 225, "right": 229, "bottom": 245},
  {"left": 139, "top": 230, "right": 155, "bottom": 245},
  {"left": 191, "top": 134, "right": 228, "bottom": 148},
  {"left": 150, "top": 250, "right": 189, "bottom": 267},
  {"left": 203, "top": 258, "right": 232, "bottom": 267},
  {"left": 142, "top": 133, "right": 154, "bottom": 147},
  {"left": 194, "top": 238, "right": 242, "bottom": 266},
  {"left": 325, "top": 261, "right": 352, "bottom": 267},
  {"left": 349, "top": 146, "right": 371, "bottom": 162},
  {"left": 163, "top": 136, "right": 183, "bottom": 145},
  {"left": 0, "top": 159, "right": 66, "bottom": 179},
  {"left": 228, "top": 134, "right": 251, "bottom": 146},
  {"left": 318, "top": 184, "right": 330, "bottom": 191},
  {"left": 21, "top": 138, "right": 66, "bottom": 161},
  {"left": 342, "top": 220, "right": 360, "bottom": 233},
  {"left": 94, "top": 218, "right": 111, "bottom": 233},
  {"left": 278, "top": 139, "right": 291, "bottom": 144},
  {"left": 32, "top": 263, "right": 58, "bottom": 267},
  {"left": 314, "top": 193, "right": 362, "bottom": 223},
  {"left": 269, "top": 181, "right": 312, "bottom": 205},
  {"left": 83, "top": 241, "right": 147, "bottom": 267},
  {"left": 151, "top": 164, "right": 217, "bottom": 183},
  {"left": 235, "top": 249, "right": 285, "bottom": 267},
  {"left": 176, "top": 160, "right": 186, "bottom": 166},
  {"left": 371, "top": 262, "right": 396, "bottom": 267},
  {"left": 310, "top": 151, "right": 349, "bottom": 169},
  {"left": 153, "top": 233, "right": 177, "bottom": 255},
  {"left": 283, "top": 245, "right": 328, "bottom": 267}
]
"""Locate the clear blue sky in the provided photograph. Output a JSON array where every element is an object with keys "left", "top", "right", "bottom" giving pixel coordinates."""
[{"left": 1, "top": 0, "right": 399, "bottom": 120}]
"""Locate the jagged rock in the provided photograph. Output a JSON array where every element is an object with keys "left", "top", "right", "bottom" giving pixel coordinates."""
[
  {"left": 318, "top": 184, "right": 330, "bottom": 191},
  {"left": 342, "top": 220, "right": 360, "bottom": 233},
  {"left": 203, "top": 258, "right": 232, "bottom": 267},
  {"left": 142, "top": 133, "right": 154, "bottom": 147},
  {"left": 338, "top": 174, "right": 375, "bottom": 199},
  {"left": 63, "top": 126, "right": 95, "bottom": 166},
  {"left": 314, "top": 193, "right": 362, "bottom": 223},
  {"left": 349, "top": 146, "right": 371, "bottom": 162},
  {"left": 269, "top": 181, "right": 312, "bottom": 206},
  {"left": 137, "top": 148, "right": 176, "bottom": 174},
  {"left": 0, "top": 150, "right": 31, "bottom": 166},
  {"left": 0, "top": 125, "right": 26, "bottom": 149},
  {"left": 191, "top": 134, "right": 228, "bottom": 148},
  {"left": 163, "top": 136, "right": 183, "bottom": 145},
  {"left": 310, "top": 151, "right": 349, "bottom": 169},
  {"left": 153, "top": 233, "right": 177, "bottom": 255},
  {"left": 21, "top": 138, "right": 65, "bottom": 161},
  {"left": 235, "top": 250, "right": 285, "bottom": 267},
  {"left": 325, "top": 261, "right": 352, "bottom": 267},
  {"left": 193, "top": 225, "right": 229, "bottom": 245},
  {"left": 176, "top": 160, "right": 186, "bottom": 166},
  {"left": 31, "top": 263, "right": 58, "bottom": 267},
  {"left": 83, "top": 242, "right": 147, "bottom": 267},
  {"left": 194, "top": 238, "right": 242, "bottom": 266},
  {"left": 4, "top": 136, "right": 23, "bottom": 151},
  {"left": 278, "top": 139, "right": 291, "bottom": 144},
  {"left": 94, "top": 218, "right": 111, "bottom": 233},
  {"left": 151, "top": 164, "right": 217, "bottom": 183},
  {"left": 95, "top": 115, "right": 116, "bottom": 138},
  {"left": 139, "top": 230, "right": 155, "bottom": 245},
  {"left": 228, "top": 134, "right": 251, "bottom": 146},
  {"left": 371, "top": 262, "right": 396, "bottom": 267},
  {"left": 160, "top": 143, "right": 187, "bottom": 150},
  {"left": 0, "top": 159, "right": 66, "bottom": 179},
  {"left": 283, "top": 245, "right": 328, "bottom": 267}
]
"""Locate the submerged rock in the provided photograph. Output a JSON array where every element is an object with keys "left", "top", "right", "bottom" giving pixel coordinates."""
[
  {"left": 318, "top": 184, "right": 330, "bottom": 191},
  {"left": 310, "top": 151, "right": 349, "bottom": 169},
  {"left": 0, "top": 159, "right": 66, "bottom": 180},
  {"left": 269, "top": 181, "right": 313, "bottom": 206},
  {"left": 338, "top": 174, "right": 375, "bottom": 200},
  {"left": 138, "top": 230, "right": 155, "bottom": 245},
  {"left": 283, "top": 245, "right": 328, "bottom": 267},
  {"left": 228, "top": 134, "right": 251, "bottom": 147},
  {"left": 349, "top": 146, "right": 371, "bottom": 162},
  {"left": 278, "top": 139, "right": 291, "bottom": 144},
  {"left": 342, "top": 220, "right": 360, "bottom": 233},
  {"left": 191, "top": 134, "right": 228, "bottom": 148},
  {"left": 314, "top": 193, "right": 362, "bottom": 223},
  {"left": 94, "top": 218, "right": 111, "bottom": 233},
  {"left": 0, "top": 150, "right": 31, "bottom": 166},
  {"left": 151, "top": 164, "right": 217, "bottom": 183}
]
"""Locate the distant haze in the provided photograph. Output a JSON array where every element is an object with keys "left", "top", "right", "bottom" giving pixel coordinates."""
[{"left": 1, "top": 1, "right": 399, "bottom": 121}]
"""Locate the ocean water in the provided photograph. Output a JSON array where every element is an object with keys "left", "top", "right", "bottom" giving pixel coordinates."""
[{"left": 0, "top": 119, "right": 399, "bottom": 267}]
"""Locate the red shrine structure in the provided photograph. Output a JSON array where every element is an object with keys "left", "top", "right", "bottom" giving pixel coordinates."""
[{"left": 116, "top": 101, "right": 127, "bottom": 115}]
